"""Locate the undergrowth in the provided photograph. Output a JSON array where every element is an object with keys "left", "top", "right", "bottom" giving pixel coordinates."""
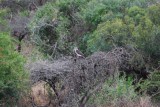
[{"left": 88, "top": 73, "right": 154, "bottom": 107}]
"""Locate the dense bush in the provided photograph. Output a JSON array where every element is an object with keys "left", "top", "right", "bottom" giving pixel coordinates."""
[
  {"left": 30, "top": 0, "right": 88, "bottom": 57},
  {"left": 87, "top": 18, "right": 130, "bottom": 52},
  {"left": 1, "top": 0, "right": 160, "bottom": 106},
  {"left": 79, "top": 0, "right": 150, "bottom": 30},
  {"left": 0, "top": 8, "right": 9, "bottom": 32},
  {"left": 86, "top": 3, "right": 160, "bottom": 63},
  {"left": 127, "top": 6, "right": 146, "bottom": 25},
  {"left": 89, "top": 74, "right": 138, "bottom": 106},
  {"left": 139, "top": 70, "right": 160, "bottom": 102},
  {"left": 147, "top": 3, "right": 160, "bottom": 25},
  {"left": 30, "top": 0, "right": 159, "bottom": 57},
  {"left": 1, "top": 0, "right": 158, "bottom": 106},
  {"left": 28, "top": 0, "right": 160, "bottom": 104},
  {"left": 0, "top": 33, "right": 28, "bottom": 105},
  {"left": 30, "top": 2, "right": 58, "bottom": 55}
]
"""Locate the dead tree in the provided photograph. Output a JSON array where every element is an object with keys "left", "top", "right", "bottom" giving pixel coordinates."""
[
  {"left": 29, "top": 47, "right": 148, "bottom": 107},
  {"left": 38, "top": 0, "right": 47, "bottom": 6},
  {"left": 28, "top": 2, "right": 37, "bottom": 11},
  {"left": 10, "top": 16, "right": 30, "bottom": 52},
  {"left": 12, "top": 29, "right": 29, "bottom": 52}
]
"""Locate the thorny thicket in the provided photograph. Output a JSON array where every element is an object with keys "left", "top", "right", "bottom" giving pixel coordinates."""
[{"left": 29, "top": 47, "right": 148, "bottom": 107}]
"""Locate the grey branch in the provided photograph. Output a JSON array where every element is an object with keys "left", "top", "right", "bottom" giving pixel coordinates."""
[{"left": 28, "top": 47, "right": 145, "bottom": 107}]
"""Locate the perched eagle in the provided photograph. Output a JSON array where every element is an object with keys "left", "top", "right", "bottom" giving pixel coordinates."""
[{"left": 73, "top": 47, "right": 85, "bottom": 58}]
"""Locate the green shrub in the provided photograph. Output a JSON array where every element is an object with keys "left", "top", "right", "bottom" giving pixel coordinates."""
[
  {"left": 86, "top": 3, "right": 160, "bottom": 62},
  {"left": 127, "top": 6, "right": 145, "bottom": 25},
  {"left": 147, "top": 4, "right": 160, "bottom": 25},
  {"left": 28, "top": 0, "right": 160, "bottom": 61},
  {"left": 0, "top": 8, "right": 9, "bottom": 32},
  {"left": 89, "top": 74, "right": 138, "bottom": 106},
  {"left": 29, "top": 0, "right": 88, "bottom": 57},
  {"left": 79, "top": 0, "right": 150, "bottom": 30},
  {"left": 0, "top": 33, "right": 28, "bottom": 105},
  {"left": 80, "top": 0, "right": 106, "bottom": 28},
  {"left": 56, "top": 0, "right": 87, "bottom": 14},
  {"left": 140, "top": 70, "right": 160, "bottom": 102},
  {"left": 87, "top": 18, "right": 131, "bottom": 53},
  {"left": 29, "top": 2, "right": 59, "bottom": 55},
  {"left": 132, "top": 16, "right": 160, "bottom": 62}
]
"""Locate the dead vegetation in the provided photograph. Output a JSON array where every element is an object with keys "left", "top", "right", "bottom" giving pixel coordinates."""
[
  {"left": 98, "top": 97, "right": 154, "bottom": 107},
  {"left": 28, "top": 47, "right": 148, "bottom": 107}
]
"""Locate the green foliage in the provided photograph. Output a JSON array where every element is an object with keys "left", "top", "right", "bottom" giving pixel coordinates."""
[
  {"left": 87, "top": 18, "right": 131, "bottom": 52},
  {"left": 0, "top": 33, "right": 28, "bottom": 105},
  {"left": 29, "top": 0, "right": 160, "bottom": 60},
  {"left": 29, "top": 2, "right": 58, "bottom": 55},
  {"left": 85, "top": 3, "right": 160, "bottom": 63},
  {"left": 0, "top": 8, "right": 9, "bottom": 32},
  {"left": 19, "top": 10, "right": 30, "bottom": 17},
  {"left": 147, "top": 4, "right": 160, "bottom": 25},
  {"left": 10, "top": 0, "right": 160, "bottom": 105},
  {"left": 56, "top": 0, "right": 87, "bottom": 14},
  {"left": 128, "top": 6, "right": 145, "bottom": 24},
  {"left": 140, "top": 70, "right": 160, "bottom": 102},
  {"left": 29, "top": 0, "right": 88, "bottom": 57},
  {"left": 132, "top": 16, "right": 153, "bottom": 48},
  {"left": 0, "top": 9, "right": 7, "bottom": 24},
  {"left": 30, "top": 2, "right": 57, "bottom": 31},
  {"left": 29, "top": 0, "right": 157, "bottom": 57},
  {"left": 127, "top": 4, "right": 160, "bottom": 61},
  {"left": 89, "top": 74, "right": 137, "bottom": 106},
  {"left": 132, "top": 17, "right": 160, "bottom": 61},
  {"left": 80, "top": 0, "right": 106, "bottom": 27},
  {"left": 79, "top": 0, "right": 150, "bottom": 30}
]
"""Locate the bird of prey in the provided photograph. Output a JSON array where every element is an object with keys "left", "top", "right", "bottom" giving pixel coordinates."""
[{"left": 73, "top": 47, "right": 85, "bottom": 58}]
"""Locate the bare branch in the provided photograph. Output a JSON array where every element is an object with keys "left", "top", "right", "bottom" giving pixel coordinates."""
[{"left": 28, "top": 47, "right": 146, "bottom": 107}]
